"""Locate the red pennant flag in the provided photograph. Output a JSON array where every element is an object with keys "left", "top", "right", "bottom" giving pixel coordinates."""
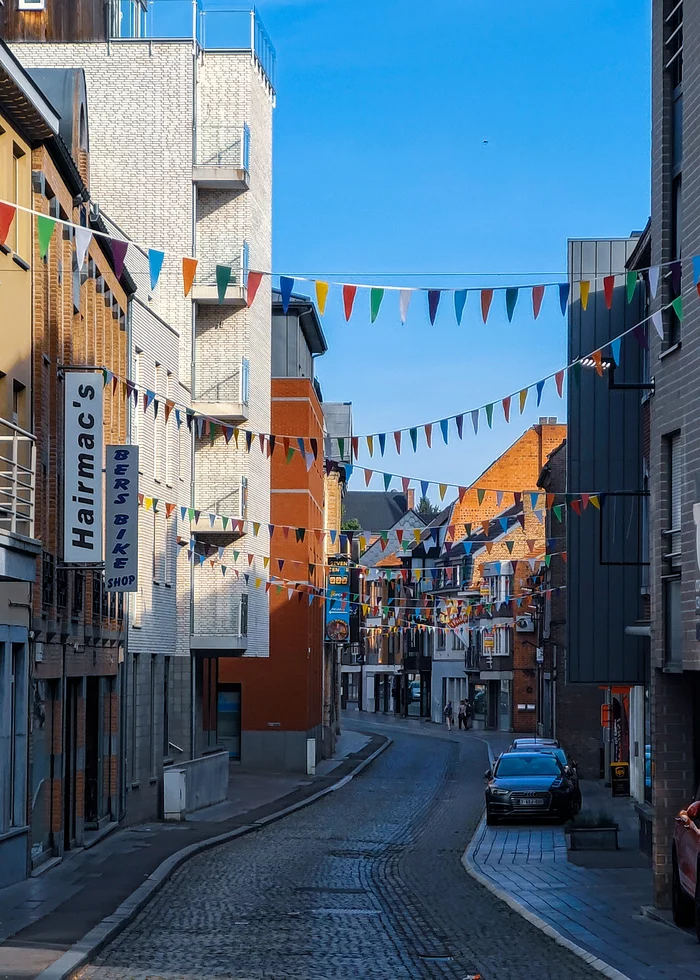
[
  {"left": 480, "top": 288, "right": 494, "bottom": 323},
  {"left": 394, "top": 431, "right": 402, "bottom": 454},
  {"left": 396, "top": 530, "right": 404, "bottom": 545},
  {"left": 502, "top": 396, "right": 511, "bottom": 423},
  {"left": 570, "top": 499, "right": 582, "bottom": 515},
  {"left": 546, "top": 493, "right": 555, "bottom": 509},
  {"left": 342, "top": 284, "right": 357, "bottom": 321},
  {"left": 603, "top": 275, "right": 614, "bottom": 310},
  {"left": 458, "top": 487, "right": 466, "bottom": 503},
  {"left": 561, "top": 552, "right": 567, "bottom": 563},
  {"left": 165, "top": 502, "right": 176, "bottom": 519},
  {"left": 247, "top": 270, "right": 264, "bottom": 306},
  {"left": 259, "top": 432, "right": 266, "bottom": 453},
  {"left": 364, "top": 468, "right": 372, "bottom": 487},
  {"left": 424, "top": 423, "right": 432, "bottom": 448},
  {"left": 532, "top": 284, "right": 545, "bottom": 319},
  {"left": 0, "top": 203, "right": 16, "bottom": 245},
  {"left": 581, "top": 493, "right": 590, "bottom": 510},
  {"left": 526, "top": 539, "right": 535, "bottom": 553},
  {"left": 401, "top": 476, "right": 410, "bottom": 494},
  {"left": 351, "top": 436, "right": 359, "bottom": 460},
  {"left": 555, "top": 370, "right": 564, "bottom": 397}
]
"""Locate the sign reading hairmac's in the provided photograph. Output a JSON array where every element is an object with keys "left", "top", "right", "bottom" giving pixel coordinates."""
[
  {"left": 105, "top": 446, "right": 139, "bottom": 592},
  {"left": 64, "top": 373, "right": 103, "bottom": 563},
  {"left": 325, "top": 559, "right": 350, "bottom": 642}
]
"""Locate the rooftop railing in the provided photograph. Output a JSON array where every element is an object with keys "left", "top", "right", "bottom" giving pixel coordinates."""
[
  {"left": 0, "top": 417, "right": 35, "bottom": 540},
  {"left": 108, "top": 1, "right": 276, "bottom": 92}
]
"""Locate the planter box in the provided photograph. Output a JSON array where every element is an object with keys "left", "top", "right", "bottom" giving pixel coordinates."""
[{"left": 566, "top": 827, "right": 619, "bottom": 851}]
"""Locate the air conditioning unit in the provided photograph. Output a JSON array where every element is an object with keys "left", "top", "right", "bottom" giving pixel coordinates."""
[
  {"left": 19, "top": 0, "right": 46, "bottom": 9},
  {"left": 515, "top": 615, "right": 535, "bottom": 633}
]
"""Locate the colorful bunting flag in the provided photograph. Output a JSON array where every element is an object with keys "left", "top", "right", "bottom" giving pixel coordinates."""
[
  {"left": 0, "top": 202, "right": 16, "bottom": 244},
  {"left": 519, "top": 388, "right": 528, "bottom": 413},
  {"left": 580, "top": 280, "right": 590, "bottom": 311},
  {"left": 651, "top": 311, "right": 663, "bottom": 338},
  {"left": 485, "top": 403, "right": 494, "bottom": 428},
  {"left": 532, "top": 284, "right": 545, "bottom": 319},
  {"left": 502, "top": 396, "right": 511, "bottom": 423},
  {"left": 37, "top": 215, "right": 55, "bottom": 259},
  {"left": 603, "top": 275, "right": 614, "bottom": 310},
  {"left": 672, "top": 294, "right": 683, "bottom": 322},
  {"left": 246, "top": 269, "right": 263, "bottom": 306},
  {"left": 75, "top": 227, "right": 92, "bottom": 270},
  {"left": 480, "top": 288, "right": 493, "bottom": 323},
  {"left": 148, "top": 248, "right": 165, "bottom": 290},
  {"left": 454, "top": 289, "right": 467, "bottom": 325},
  {"left": 315, "top": 280, "right": 329, "bottom": 315},
  {"left": 536, "top": 379, "right": 545, "bottom": 406},
  {"left": 343, "top": 284, "right": 357, "bottom": 321},
  {"left": 370, "top": 287, "right": 384, "bottom": 323},
  {"left": 610, "top": 337, "right": 622, "bottom": 365},
  {"left": 505, "top": 287, "right": 518, "bottom": 322},
  {"left": 555, "top": 370, "right": 564, "bottom": 397},
  {"left": 182, "top": 257, "right": 198, "bottom": 296},
  {"left": 626, "top": 270, "right": 638, "bottom": 304},
  {"left": 399, "top": 289, "right": 411, "bottom": 324},
  {"left": 559, "top": 283, "right": 570, "bottom": 315},
  {"left": 648, "top": 265, "right": 659, "bottom": 299},
  {"left": 428, "top": 289, "right": 441, "bottom": 325},
  {"left": 280, "top": 275, "right": 294, "bottom": 313},
  {"left": 471, "top": 409, "right": 479, "bottom": 435},
  {"left": 216, "top": 264, "right": 231, "bottom": 304},
  {"left": 111, "top": 238, "right": 128, "bottom": 279}
]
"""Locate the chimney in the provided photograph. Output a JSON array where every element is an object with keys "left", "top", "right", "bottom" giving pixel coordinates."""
[
  {"left": 538, "top": 416, "right": 558, "bottom": 425},
  {"left": 406, "top": 488, "right": 415, "bottom": 510}
]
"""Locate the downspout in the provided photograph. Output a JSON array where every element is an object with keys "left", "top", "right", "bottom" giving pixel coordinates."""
[{"left": 189, "top": 0, "right": 199, "bottom": 761}]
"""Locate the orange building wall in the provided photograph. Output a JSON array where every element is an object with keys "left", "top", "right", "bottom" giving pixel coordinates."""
[{"left": 219, "top": 378, "right": 325, "bottom": 734}]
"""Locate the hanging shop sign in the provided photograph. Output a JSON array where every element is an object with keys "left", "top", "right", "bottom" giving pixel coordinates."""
[
  {"left": 325, "top": 558, "right": 350, "bottom": 643},
  {"left": 105, "top": 445, "right": 139, "bottom": 591},
  {"left": 64, "top": 372, "right": 103, "bottom": 563}
]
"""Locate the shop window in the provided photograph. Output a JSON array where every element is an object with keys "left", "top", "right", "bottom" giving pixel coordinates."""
[{"left": 41, "top": 551, "right": 54, "bottom": 607}]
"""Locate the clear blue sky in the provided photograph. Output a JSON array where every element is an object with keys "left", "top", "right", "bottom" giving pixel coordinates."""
[{"left": 261, "top": 1, "right": 651, "bottom": 499}]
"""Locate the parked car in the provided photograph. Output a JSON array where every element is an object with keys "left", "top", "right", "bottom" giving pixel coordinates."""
[
  {"left": 506, "top": 741, "right": 582, "bottom": 812},
  {"left": 484, "top": 751, "right": 577, "bottom": 825},
  {"left": 672, "top": 793, "right": 700, "bottom": 936}
]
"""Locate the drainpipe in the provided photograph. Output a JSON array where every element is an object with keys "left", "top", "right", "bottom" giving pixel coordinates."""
[{"left": 189, "top": 0, "right": 199, "bottom": 762}]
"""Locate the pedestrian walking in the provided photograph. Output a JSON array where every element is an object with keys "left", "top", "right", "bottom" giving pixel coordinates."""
[
  {"left": 464, "top": 698, "right": 474, "bottom": 730},
  {"left": 443, "top": 700, "right": 454, "bottom": 731},
  {"left": 458, "top": 699, "right": 468, "bottom": 730}
]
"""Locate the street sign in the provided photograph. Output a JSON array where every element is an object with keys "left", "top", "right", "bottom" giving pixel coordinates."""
[
  {"left": 105, "top": 445, "right": 139, "bottom": 591},
  {"left": 64, "top": 372, "right": 103, "bottom": 563}
]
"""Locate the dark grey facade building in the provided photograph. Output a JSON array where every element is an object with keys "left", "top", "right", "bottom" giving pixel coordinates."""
[
  {"left": 567, "top": 237, "right": 650, "bottom": 805},
  {"left": 649, "top": 0, "right": 700, "bottom": 908}
]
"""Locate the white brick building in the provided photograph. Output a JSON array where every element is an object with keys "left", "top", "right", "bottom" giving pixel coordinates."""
[{"left": 12, "top": 1, "right": 276, "bottom": 804}]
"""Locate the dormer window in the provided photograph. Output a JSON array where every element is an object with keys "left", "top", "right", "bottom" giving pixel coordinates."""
[{"left": 110, "top": 0, "right": 147, "bottom": 38}]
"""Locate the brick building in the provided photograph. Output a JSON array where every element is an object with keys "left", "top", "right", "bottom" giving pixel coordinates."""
[
  {"left": 0, "top": 42, "right": 132, "bottom": 881},
  {"left": 218, "top": 291, "right": 328, "bottom": 770}
]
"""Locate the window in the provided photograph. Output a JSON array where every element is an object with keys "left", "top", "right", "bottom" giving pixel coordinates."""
[
  {"left": 163, "top": 656, "right": 171, "bottom": 759},
  {"left": 164, "top": 513, "right": 173, "bottom": 587},
  {"left": 92, "top": 571, "right": 103, "bottom": 624},
  {"left": 152, "top": 510, "right": 159, "bottom": 582},
  {"left": 240, "top": 476, "right": 248, "bottom": 519},
  {"left": 494, "top": 627, "right": 513, "bottom": 657},
  {"left": 487, "top": 574, "right": 513, "bottom": 604},
  {"left": 11, "top": 144, "right": 25, "bottom": 257},
  {"left": 133, "top": 349, "right": 141, "bottom": 458},
  {"left": 112, "top": 0, "right": 146, "bottom": 38},
  {"left": 240, "top": 593, "right": 248, "bottom": 636},
  {"left": 19, "top": 0, "right": 47, "bottom": 9},
  {"left": 242, "top": 123, "right": 251, "bottom": 172},
  {"left": 42, "top": 551, "right": 54, "bottom": 607},
  {"left": 665, "top": 1, "right": 683, "bottom": 346},
  {"left": 154, "top": 363, "right": 163, "bottom": 481},
  {"left": 73, "top": 570, "right": 84, "bottom": 617},
  {"left": 240, "top": 357, "right": 250, "bottom": 405},
  {"left": 663, "top": 577, "right": 682, "bottom": 667},
  {"left": 0, "top": 640, "right": 28, "bottom": 832},
  {"left": 437, "top": 629, "right": 446, "bottom": 651},
  {"left": 56, "top": 568, "right": 67, "bottom": 609},
  {"left": 241, "top": 241, "right": 249, "bottom": 287},
  {"left": 664, "top": 433, "right": 681, "bottom": 569},
  {"left": 451, "top": 631, "right": 464, "bottom": 651},
  {"left": 165, "top": 371, "right": 172, "bottom": 486}
]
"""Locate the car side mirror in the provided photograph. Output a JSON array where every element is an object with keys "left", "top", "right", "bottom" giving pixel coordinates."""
[{"left": 484, "top": 769, "right": 492, "bottom": 779}]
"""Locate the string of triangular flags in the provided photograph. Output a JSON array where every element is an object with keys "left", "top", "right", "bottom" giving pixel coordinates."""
[
  {"left": 145, "top": 488, "right": 600, "bottom": 546},
  {"left": 1, "top": 199, "right": 695, "bottom": 321},
  {"left": 93, "top": 301, "right": 672, "bottom": 460}
]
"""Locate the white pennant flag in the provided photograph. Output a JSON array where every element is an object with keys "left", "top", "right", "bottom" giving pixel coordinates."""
[
  {"left": 74, "top": 227, "right": 92, "bottom": 270},
  {"left": 648, "top": 265, "right": 659, "bottom": 300},
  {"left": 399, "top": 289, "right": 412, "bottom": 324},
  {"left": 651, "top": 310, "right": 664, "bottom": 338}
]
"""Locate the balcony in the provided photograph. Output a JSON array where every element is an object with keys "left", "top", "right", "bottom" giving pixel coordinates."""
[
  {"left": 191, "top": 247, "right": 248, "bottom": 306},
  {"left": 194, "top": 124, "right": 250, "bottom": 190},
  {"left": 192, "top": 479, "right": 247, "bottom": 544},
  {"left": 191, "top": 593, "right": 248, "bottom": 652},
  {"left": 108, "top": 2, "right": 276, "bottom": 94},
  {"left": 192, "top": 358, "right": 249, "bottom": 423},
  {"left": 0, "top": 417, "right": 40, "bottom": 582}
]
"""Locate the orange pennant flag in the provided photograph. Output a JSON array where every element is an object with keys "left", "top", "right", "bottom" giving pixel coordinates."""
[
  {"left": 591, "top": 350, "right": 603, "bottom": 376},
  {"left": 182, "top": 257, "right": 198, "bottom": 297},
  {"left": 247, "top": 270, "right": 264, "bottom": 306}
]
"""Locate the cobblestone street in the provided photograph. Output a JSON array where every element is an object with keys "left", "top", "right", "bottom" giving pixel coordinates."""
[{"left": 81, "top": 724, "right": 602, "bottom": 980}]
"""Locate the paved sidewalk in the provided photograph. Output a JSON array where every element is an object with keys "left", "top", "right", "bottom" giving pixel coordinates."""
[
  {"left": 466, "top": 809, "right": 699, "bottom": 980},
  {"left": 0, "top": 730, "right": 380, "bottom": 980}
]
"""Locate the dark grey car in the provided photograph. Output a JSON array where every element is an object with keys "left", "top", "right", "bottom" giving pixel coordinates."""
[{"left": 484, "top": 752, "right": 577, "bottom": 825}]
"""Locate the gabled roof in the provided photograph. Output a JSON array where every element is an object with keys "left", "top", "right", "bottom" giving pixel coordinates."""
[{"left": 343, "top": 491, "right": 419, "bottom": 533}]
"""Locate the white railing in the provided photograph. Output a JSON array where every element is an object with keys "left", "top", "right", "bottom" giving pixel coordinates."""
[{"left": 0, "top": 417, "right": 35, "bottom": 539}]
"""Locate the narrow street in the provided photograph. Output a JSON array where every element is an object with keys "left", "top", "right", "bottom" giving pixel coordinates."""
[{"left": 82, "top": 723, "right": 601, "bottom": 980}]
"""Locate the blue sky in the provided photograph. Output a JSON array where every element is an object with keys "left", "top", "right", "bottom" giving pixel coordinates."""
[{"left": 258, "top": 0, "right": 651, "bottom": 500}]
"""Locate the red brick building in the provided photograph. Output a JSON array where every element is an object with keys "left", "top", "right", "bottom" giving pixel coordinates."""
[{"left": 218, "top": 292, "right": 329, "bottom": 771}]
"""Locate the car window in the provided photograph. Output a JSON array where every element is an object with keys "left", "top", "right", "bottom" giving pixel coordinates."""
[{"left": 495, "top": 755, "right": 561, "bottom": 777}]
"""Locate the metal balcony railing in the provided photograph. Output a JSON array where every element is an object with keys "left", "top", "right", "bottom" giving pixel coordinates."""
[
  {"left": 195, "top": 358, "right": 249, "bottom": 405},
  {"left": 0, "top": 417, "right": 36, "bottom": 539},
  {"left": 196, "top": 244, "right": 248, "bottom": 287},
  {"left": 193, "top": 593, "right": 248, "bottom": 636},
  {"left": 108, "top": 2, "right": 276, "bottom": 92},
  {"left": 195, "top": 123, "right": 250, "bottom": 170}
]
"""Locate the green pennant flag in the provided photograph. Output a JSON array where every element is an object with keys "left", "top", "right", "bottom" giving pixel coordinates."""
[
  {"left": 233, "top": 551, "right": 240, "bottom": 561},
  {"left": 370, "top": 287, "right": 384, "bottom": 323},
  {"left": 286, "top": 447, "right": 295, "bottom": 464},
  {"left": 337, "top": 437, "right": 345, "bottom": 459},
  {"left": 485, "top": 403, "right": 494, "bottom": 428},
  {"left": 187, "top": 507, "right": 195, "bottom": 521},
  {"left": 505, "top": 287, "right": 519, "bottom": 322},
  {"left": 409, "top": 427, "right": 417, "bottom": 451},
  {"left": 102, "top": 368, "right": 109, "bottom": 388},
  {"left": 381, "top": 530, "right": 388, "bottom": 544},
  {"left": 506, "top": 540, "right": 515, "bottom": 553},
  {"left": 672, "top": 294, "right": 683, "bottom": 322},
  {"left": 545, "top": 554, "right": 552, "bottom": 567},
  {"left": 37, "top": 215, "right": 56, "bottom": 259},
  {"left": 553, "top": 504, "right": 564, "bottom": 522},
  {"left": 209, "top": 422, "right": 217, "bottom": 444},
  {"left": 222, "top": 516, "right": 229, "bottom": 530},
  {"left": 476, "top": 488, "right": 485, "bottom": 506},
  {"left": 571, "top": 361, "right": 582, "bottom": 385},
  {"left": 216, "top": 264, "right": 232, "bottom": 304},
  {"left": 626, "top": 270, "right": 638, "bottom": 304},
  {"left": 383, "top": 472, "right": 391, "bottom": 491}
]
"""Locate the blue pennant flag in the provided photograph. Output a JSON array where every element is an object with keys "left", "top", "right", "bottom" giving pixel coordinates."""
[
  {"left": 378, "top": 432, "right": 386, "bottom": 456},
  {"left": 558, "top": 283, "right": 570, "bottom": 316},
  {"left": 610, "top": 337, "right": 621, "bottom": 366},
  {"left": 280, "top": 276, "right": 294, "bottom": 313},
  {"left": 440, "top": 418, "right": 449, "bottom": 444},
  {"left": 536, "top": 379, "right": 545, "bottom": 406},
  {"left": 454, "top": 290, "right": 467, "bottom": 325},
  {"left": 148, "top": 248, "right": 165, "bottom": 290},
  {"left": 421, "top": 480, "right": 429, "bottom": 499}
]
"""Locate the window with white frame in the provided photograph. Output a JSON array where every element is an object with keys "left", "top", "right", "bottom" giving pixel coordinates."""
[
  {"left": 133, "top": 349, "right": 142, "bottom": 463},
  {"left": 437, "top": 629, "right": 446, "bottom": 650},
  {"left": 165, "top": 371, "right": 172, "bottom": 486},
  {"left": 487, "top": 573, "right": 513, "bottom": 604},
  {"left": 154, "top": 363, "right": 163, "bottom": 481},
  {"left": 240, "top": 357, "right": 250, "bottom": 404},
  {"left": 451, "top": 630, "right": 464, "bottom": 651},
  {"left": 493, "top": 626, "right": 513, "bottom": 657}
]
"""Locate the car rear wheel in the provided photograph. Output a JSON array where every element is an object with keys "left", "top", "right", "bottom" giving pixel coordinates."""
[
  {"left": 486, "top": 807, "right": 499, "bottom": 826},
  {"left": 673, "top": 850, "right": 694, "bottom": 927}
]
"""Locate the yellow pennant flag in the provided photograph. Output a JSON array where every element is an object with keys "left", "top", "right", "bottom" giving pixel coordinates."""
[
  {"left": 144, "top": 497, "right": 153, "bottom": 511},
  {"left": 263, "top": 556, "right": 270, "bottom": 568},
  {"left": 255, "top": 577, "right": 262, "bottom": 589},
  {"left": 439, "top": 483, "right": 447, "bottom": 500},
  {"left": 590, "top": 495, "right": 600, "bottom": 510},
  {"left": 252, "top": 521, "right": 260, "bottom": 536},
  {"left": 360, "top": 535, "right": 367, "bottom": 551},
  {"left": 366, "top": 435, "right": 374, "bottom": 456},
  {"left": 580, "top": 280, "right": 590, "bottom": 311},
  {"left": 519, "top": 388, "right": 528, "bottom": 413},
  {"left": 413, "top": 529, "right": 422, "bottom": 544},
  {"left": 315, "top": 280, "right": 329, "bottom": 315}
]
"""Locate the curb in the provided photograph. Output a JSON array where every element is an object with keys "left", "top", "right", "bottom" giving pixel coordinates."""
[
  {"left": 461, "top": 816, "right": 633, "bottom": 980},
  {"left": 34, "top": 734, "right": 392, "bottom": 980}
]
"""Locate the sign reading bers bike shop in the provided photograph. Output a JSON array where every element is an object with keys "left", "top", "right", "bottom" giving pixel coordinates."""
[
  {"left": 105, "top": 445, "right": 139, "bottom": 592},
  {"left": 64, "top": 373, "right": 104, "bottom": 563}
]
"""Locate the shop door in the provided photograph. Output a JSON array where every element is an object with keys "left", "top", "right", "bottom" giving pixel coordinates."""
[
  {"left": 84, "top": 677, "right": 101, "bottom": 827},
  {"left": 63, "top": 678, "right": 79, "bottom": 849},
  {"left": 217, "top": 684, "right": 241, "bottom": 760}
]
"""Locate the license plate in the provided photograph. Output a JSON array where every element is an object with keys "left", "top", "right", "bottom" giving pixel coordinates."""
[{"left": 519, "top": 798, "right": 544, "bottom": 806}]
